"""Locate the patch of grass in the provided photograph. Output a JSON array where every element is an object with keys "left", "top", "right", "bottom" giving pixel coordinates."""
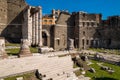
[
  {"left": 5, "top": 43, "right": 20, "bottom": 47},
  {"left": 6, "top": 48, "right": 20, "bottom": 55},
  {"left": 85, "top": 60, "right": 120, "bottom": 80},
  {"left": 6, "top": 47, "right": 38, "bottom": 55},
  {"left": 30, "top": 47, "right": 38, "bottom": 53},
  {"left": 5, "top": 43, "right": 38, "bottom": 55},
  {"left": 4, "top": 72, "right": 37, "bottom": 80}
]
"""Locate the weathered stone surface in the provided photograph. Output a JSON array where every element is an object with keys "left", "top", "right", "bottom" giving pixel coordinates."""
[
  {"left": 0, "top": 0, "right": 27, "bottom": 43},
  {"left": 16, "top": 77, "right": 23, "bottom": 80},
  {"left": 0, "top": 37, "right": 7, "bottom": 59},
  {"left": 0, "top": 0, "right": 120, "bottom": 51},
  {"left": 38, "top": 46, "right": 53, "bottom": 53},
  {"left": 18, "top": 39, "right": 32, "bottom": 57},
  {"left": 22, "top": 6, "right": 42, "bottom": 46},
  {"left": 89, "top": 68, "right": 96, "bottom": 73},
  {"left": 68, "top": 39, "right": 74, "bottom": 50},
  {"left": 81, "top": 55, "right": 89, "bottom": 61}
]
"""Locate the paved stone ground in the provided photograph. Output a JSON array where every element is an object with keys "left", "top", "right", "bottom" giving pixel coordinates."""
[
  {"left": 0, "top": 55, "right": 72, "bottom": 79},
  {"left": 0, "top": 50, "right": 91, "bottom": 80},
  {"left": 80, "top": 50, "right": 120, "bottom": 63}
]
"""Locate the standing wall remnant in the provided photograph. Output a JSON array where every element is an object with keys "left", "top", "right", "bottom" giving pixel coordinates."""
[
  {"left": 22, "top": 6, "right": 42, "bottom": 46},
  {"left": 0, "top": 37, "right": 7, "bottom": 59}
]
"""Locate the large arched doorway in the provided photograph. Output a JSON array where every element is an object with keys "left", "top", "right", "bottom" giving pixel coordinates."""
[
  {"left": 42, "top": 32, "right": 47, "bottom": 46},
  {"left": 42, "top": 30, "right": 50, "bottom": 46}
]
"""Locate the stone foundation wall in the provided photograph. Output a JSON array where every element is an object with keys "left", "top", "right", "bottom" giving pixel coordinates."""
[
  {"left": 0, "top": 0, "right": 27, "bottom": 42},
  {"left": 0, "top": 0, "right": 7, "bottom": 35},
  {"left": 98, "top": 27, "right": 120, "bottom": 49}
]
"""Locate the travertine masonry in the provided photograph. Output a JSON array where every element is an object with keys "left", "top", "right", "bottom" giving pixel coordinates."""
[{"left": 22, "top": 6, "right": 42, "bottom": 46}]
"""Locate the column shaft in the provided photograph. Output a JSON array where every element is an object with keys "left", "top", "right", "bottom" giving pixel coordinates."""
[
  {"left": 38, "top": 7, "right": 42, "bottom": 46},
  {"left": 35, "top": 12, "right": 39, "bottom": 45},
  {"left": 32, "top": 14, "right": 35, "bottom": 46}
]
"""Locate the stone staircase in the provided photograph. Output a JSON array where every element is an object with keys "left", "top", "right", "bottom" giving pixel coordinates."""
[{"left": 0, "top": 54, "right": 79, "bottom": 80}]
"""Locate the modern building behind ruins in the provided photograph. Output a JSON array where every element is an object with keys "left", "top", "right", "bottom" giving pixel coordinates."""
[{"left": 0, "top": 0, "right": 120, "bottom": 50}]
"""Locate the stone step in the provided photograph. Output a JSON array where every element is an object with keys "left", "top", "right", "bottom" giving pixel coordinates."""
[{"left": 43, "top": 68, "right": 74, "bottom": 80}]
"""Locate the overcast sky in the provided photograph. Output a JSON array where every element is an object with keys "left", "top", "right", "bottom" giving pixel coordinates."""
[{"left": 26, "top": 0, "right": 120, "bottom": 19}]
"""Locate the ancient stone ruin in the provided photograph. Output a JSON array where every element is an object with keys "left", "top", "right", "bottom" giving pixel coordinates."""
[
  {"left": 0, "top": 37, "right": 7, "bottom": 59},
  {"left": 68, "top": 39, "right": 74, "bottom": 50},
  {"left": 22, "top": 6, "right": 42, "bottom": 47},
  {"left": 18, "top": 39, "right": 32, "bottom": 57}
]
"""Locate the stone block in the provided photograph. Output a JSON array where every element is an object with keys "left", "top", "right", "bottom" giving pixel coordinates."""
[
  {"left": 18, "top": 39, "right": 32, "bottom": 57},
  {"left": 38, "top": 47, "right": 54, "bottom": 53},
  {"left": 16, "top": 77, "right": 23, "bottom": 80},
  {"left": 0, "top": 37, "right": 8, "bottom": 59}
]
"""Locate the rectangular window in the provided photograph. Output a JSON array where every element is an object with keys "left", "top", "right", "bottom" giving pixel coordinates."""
[
  {"left": 57, "top": 40, "right": 60, "bottom": 46},
  {"left": 82, "top": 39, "right": 84, "bottom": 46},
  {"left": 91, "top": 40, "right": 94, "bottom": 46},
  {"left": 86, "top": 40, "right": 89, "bottom": 45}
]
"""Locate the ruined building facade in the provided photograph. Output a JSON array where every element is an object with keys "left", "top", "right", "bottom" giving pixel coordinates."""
[
  {"left": 22, "top": 6, "right": 42, "bottom": 46},
  {"left": 74, "top": 12, "right": 101, "bottom": 49},
  {"left": 43, "top": 11, "right": 120, "bottom": 50},
  {"left": 52, "top": 12, "right": 101, "bottom": 50},
  {"left": 0, "top": 0, "right": 42, "bottom": 46},
  {"left": 0, "top": 0, "right": 27, "bottom": 42},
  {"left": 97, "top": 16, "right": 120, "bottom": 49},
  {"left": 0, "top": 0, "right": 120, "bottom": 50}
]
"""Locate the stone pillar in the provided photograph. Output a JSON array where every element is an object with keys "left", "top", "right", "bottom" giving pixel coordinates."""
[
  {"left": 0, "top": 38, "right": 7, "bottom": 59},
  {"left": 22, "top": 6, "right": 32, "bottom": 46},
  {"left": 22, "top": 6, "right": 42, "bottom": 46},
  {"left": 38, "top": 6, "right": 42, "bottom": 47},
  {"left": 27, "top": 6, "right": 32, "bottom": 45},
  {"left": 68, "top": 39, "right": 74, "bottom": 50},
  {"left": 18, "top": 39, "right": 32, "bottom": 57},
  {"left": 32, "top": 14, "right": 36, "bottom": 46},
  {"left": 47, "top": 36, "right": 50, "bottom": 47},
  {"left": 35, "top": 12, "right": 39, "bottom": 45}
]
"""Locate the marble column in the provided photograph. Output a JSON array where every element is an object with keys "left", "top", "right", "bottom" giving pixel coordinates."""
[
  {"left": 27, "top": 6, "right": 32, "bottom": 46},
  {"left": 38, "top": 6, "right": 42, "bottom": 47},
  {"left": 68, "top": 39, "right": 74, "bottom": 50},
  {"left": 22, "top": 6, "right": 32, "bottom": 46},
  {"left": 32, "top": 14, "right": 36, "bottom": 46},
  {"left": 22, "top": 7, "right": 27, "bottom": 39},
  {"left": 35, "top": 12, "right": 39, "bottom": 45}
]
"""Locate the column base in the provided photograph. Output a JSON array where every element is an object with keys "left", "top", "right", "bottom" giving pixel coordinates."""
[
  {"left": 18, "top": 49, "right": 32, "bottom": 58},
  {"left": 0, "top": 53, "right": 8, "bottom": 59}
]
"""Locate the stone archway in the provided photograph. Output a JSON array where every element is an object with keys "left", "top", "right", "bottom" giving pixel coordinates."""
[{"left": 42, "top": 30, "right": 50, "bottom": 46}]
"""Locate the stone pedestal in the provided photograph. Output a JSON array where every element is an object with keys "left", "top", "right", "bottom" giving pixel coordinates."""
[
  {"left": 0, "top": 38, "right": 7, "bottom": 59},
  {"left": 38, "top": 46, "right": 53, "bottom": 53},
  {"left": 68, "top": 39, "right": 74, "bottom": 50},
  {"left": 18, "top": 39, "right": 32, "bottom": 57}
]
